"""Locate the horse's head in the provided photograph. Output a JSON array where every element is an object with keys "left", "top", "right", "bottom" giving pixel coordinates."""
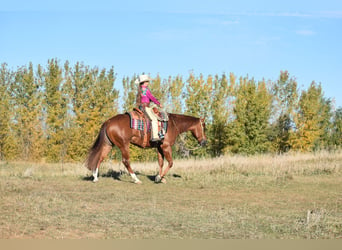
[{"left": 191, "top": 118, "right": 207, "bottom": 147}]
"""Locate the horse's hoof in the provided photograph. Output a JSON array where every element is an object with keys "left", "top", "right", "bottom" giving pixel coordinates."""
[
  {"left": 93, "top": 178, "right": 98, "bottom": 183},
  {"left": 161, "top": 177, "right": 167, "bottom": 184},
  {"left": 155, "top": 175, "right": 162, "bottom": 183},
  {"left": 134, "top": 180, "right": 142, "bottom": 184}
]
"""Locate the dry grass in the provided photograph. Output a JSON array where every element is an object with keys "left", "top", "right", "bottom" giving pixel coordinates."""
[{"left": 0, "top": 150, "right": 341, "bottom": 239}]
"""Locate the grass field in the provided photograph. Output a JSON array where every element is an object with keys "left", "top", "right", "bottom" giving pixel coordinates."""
[{"left": 0, "top": 151, "right": 342, "bottom": 239}]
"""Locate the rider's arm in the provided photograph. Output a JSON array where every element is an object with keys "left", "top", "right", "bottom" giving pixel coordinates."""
[{"left": 146, "top": 88, "right": 161, "bottom": 106}]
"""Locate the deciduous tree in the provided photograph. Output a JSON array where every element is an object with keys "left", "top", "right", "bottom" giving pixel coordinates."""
[
  {"left": 44, "top": 59, "right": 68, "bottom": 162},
  {"left": 209, "top": 74, "right": 230, "bottom": 156},
  {"left": 291, "top": 82, "right": 328, "bottom": 151},
  {"left": 0, "top": 64, "right": 17, "bottom": 160},
  {"left": 332, "top": 107, "right": 342, "bottom": 147},
  {"left": 270, "top": 71, "right": 299, "bottom": 153},
  {"left": 229, "top": 77, "right": 272, "bottom": 154},
  {"left": 11, "top": 63, "right": 44, "bottom": 161}
]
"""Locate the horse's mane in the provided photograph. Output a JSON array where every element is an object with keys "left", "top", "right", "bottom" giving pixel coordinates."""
[
  {"left": 168, "top": 113, "right": 199, "bottom": 120},
  {"left": 168, "top": 113, "right": 200, "bottom": 133}
]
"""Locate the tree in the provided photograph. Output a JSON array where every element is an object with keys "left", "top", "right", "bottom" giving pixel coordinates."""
[
  {"left": 10, "top": 63, "right": 44, "bottom": 161},
  {"left": 185, "top": 73, "right": 212, "bottom": 118},
  {"left": 331, "top": 107, "right": 342, "bottom": 147},
  {"left": 66, "top": 63, "right": 119, "bottom": 161},
  {"left": 148, "top": 74, "right": 168, "bottom": 107},
  {"left": 0, "top": 64, "right": 17, "bottom": 160},
  {"left": 122, "top": 75, "right": 138, "bottom": 112},
  {"left": 182, "top": 73, "right": 213, "bottom": 157},
  {"left": 317, "top": 98, "right": 334, "bottom": 149},
  {"left": 98, "top": 66, "right": 119, "bottom": 119},
  {"left": 2, "top": 59, "right": 341, "bottom": 162},
  {"left": 44, "top": 59, "right": 68, "bottom": 162},
  {"left": 209, "top": 74, "right": 230, "bottom": 157},
  {"left": 290, "top": 82, "right": 329, "bottom": 151},
  {"left": 270, "top": 71, "right": 299, "bottom": 153},
  {"left": 228, "top": 77, "right": 272, "bottom": 154},
  {"left": 167, "top": 75, "right": 183, "bottom": 114}
]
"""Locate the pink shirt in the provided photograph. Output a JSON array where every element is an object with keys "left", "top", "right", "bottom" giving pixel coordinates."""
[{"left": 141, "top": 86, "right": 160, "bottom": 106}]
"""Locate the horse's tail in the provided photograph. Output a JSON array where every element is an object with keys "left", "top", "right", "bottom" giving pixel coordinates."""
[{"left": 85, "top": 122, "right": 111, "bottom": 171}]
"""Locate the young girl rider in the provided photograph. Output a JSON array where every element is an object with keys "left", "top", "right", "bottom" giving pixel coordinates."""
[{"left": 136, "top": 74, "right": 163, "bottom": 142}]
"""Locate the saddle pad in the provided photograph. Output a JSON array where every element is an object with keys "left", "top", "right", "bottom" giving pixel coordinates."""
[
  {"left": 132, "top": 118, "right": 151, "bottom": 131},
  {"left": 126, "top": 110, "right": 151, "bottom": 131},
  {"left": 127, "top": 109, "right": 168, "bottom": 133}
]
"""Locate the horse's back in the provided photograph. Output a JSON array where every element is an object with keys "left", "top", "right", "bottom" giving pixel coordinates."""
[
  {"left": 106, "top": 113, "right": 131, "bottom": 139},
  {"left": 108, "top": 113, "right": 129, "bottom": 123}
]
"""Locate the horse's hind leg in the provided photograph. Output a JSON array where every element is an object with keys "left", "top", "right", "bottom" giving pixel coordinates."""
[
  {"left": 120, "top": 145, "right": 142, "bottom": 184},
  {"left": 93, "top": 144, "right": 112, "bottom": 182},
  {"left": 92, "top": 167, "right": 99, "bottom": 182}
]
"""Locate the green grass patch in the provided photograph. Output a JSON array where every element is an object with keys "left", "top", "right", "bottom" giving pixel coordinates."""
[{"left": 1, "top": 151, "right": 342, "bottom": 239}]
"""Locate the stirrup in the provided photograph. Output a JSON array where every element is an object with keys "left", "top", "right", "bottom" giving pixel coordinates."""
[
  {"left": 158, "top": 131, "right": 165, "bottom": 139},
  {"left": 150, "top": 138, "right": 161, "bottom": 142}
]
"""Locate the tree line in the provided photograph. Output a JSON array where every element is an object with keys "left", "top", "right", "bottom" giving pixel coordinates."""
[{"left": 0, "top": 59, "right": 341, "bottom": 163}]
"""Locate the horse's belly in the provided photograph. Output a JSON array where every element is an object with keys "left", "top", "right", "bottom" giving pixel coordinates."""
[{"left": 130, "top": 130, "right": 151, "bottom": 148}]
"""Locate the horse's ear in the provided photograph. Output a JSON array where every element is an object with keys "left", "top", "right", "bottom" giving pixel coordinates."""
[{"left": 200, "top": 117, "right": 205, "bottom": 123}]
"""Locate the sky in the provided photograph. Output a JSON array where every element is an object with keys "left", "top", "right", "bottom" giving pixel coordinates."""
[{"left": 1, "top": 0, "right": 342, "bottom": 108}]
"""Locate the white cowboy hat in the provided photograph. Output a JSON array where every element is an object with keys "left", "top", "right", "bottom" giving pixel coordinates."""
[{"left": 135, "top": 74, "right": 152, "bottom": 84}]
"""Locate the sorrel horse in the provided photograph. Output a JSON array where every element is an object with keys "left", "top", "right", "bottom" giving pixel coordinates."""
[{"left": 85, "top": 113, "right": 207, "bottom": 184}]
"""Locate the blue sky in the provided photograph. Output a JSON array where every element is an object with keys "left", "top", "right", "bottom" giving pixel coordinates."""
[{"left": 1, "top": 0, "right": 342, "bottom": 108}]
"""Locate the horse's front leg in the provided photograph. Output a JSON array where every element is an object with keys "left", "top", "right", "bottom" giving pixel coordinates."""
[
  {"left": 156, "top": 145, "right": 173, "bottom": 184},
  {"left": 155, "top": 146, "right": 164, "bottom": 183}
]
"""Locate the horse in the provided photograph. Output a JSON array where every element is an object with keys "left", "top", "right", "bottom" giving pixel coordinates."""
[{"left": 85, "top": 112, "right": 207, "bottom": 184}]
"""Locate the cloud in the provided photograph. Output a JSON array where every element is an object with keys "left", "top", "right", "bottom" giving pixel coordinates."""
[
  {"left": 296, "top": 29, "right": 316, "bottom": 36},
  {"left": 149, "top": 29, "right": 197, "bottom": 41},
  {"left": 196, "top": 17, "right": 239, "bottom": 26},
  {"left": 246, "top": 11, "right": 312, "bottom": 18},
  {"left": 254, "top": 36, "right": 281, "bottom": 46},
  {"left": 318, "top": 11, "right": 342, "bottom": 19},
  {"left": 220, "top": 20, "right": 240, "bottom": 25},
  {"left": 171, "top": 10, "right": 342, "bottom": 19},
  {"left": 273, "top": 11, "right": 342, "bottom": 19}
]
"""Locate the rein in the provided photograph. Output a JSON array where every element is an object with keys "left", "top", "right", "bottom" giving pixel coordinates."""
[{"left": 170, "top": 116, "right": 203, "bottom": 151}]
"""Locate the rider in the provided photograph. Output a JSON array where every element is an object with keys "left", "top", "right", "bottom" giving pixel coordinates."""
[{"left": 136, "top": 74, "right": 163, "bottom": 142}]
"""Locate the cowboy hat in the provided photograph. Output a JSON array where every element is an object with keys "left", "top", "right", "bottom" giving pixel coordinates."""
[{"left": 135, "top": 74, "right": 153, "bottom": 84}]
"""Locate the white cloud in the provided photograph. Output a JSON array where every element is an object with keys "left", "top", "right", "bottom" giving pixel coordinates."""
[
  {"left": 296, "top": 29, "right": 316, "bottom": 36},
  {"left": 254, "top": 36, "right": 281, "bottom": 46},
  {"left": 180, "top": 10, "right": 342, "bottom": 19},
  {"left": 196, "top": 17, "right": 239, "bottom": 26},
  {"left": 221, "top": 20, "right": 240, "bottom": 25},
  {"left": 318, "top": 11, "right": 342, "bottom": 19},
  {"left": 149, "top": 29, "right": 198, "bottom": 41}
]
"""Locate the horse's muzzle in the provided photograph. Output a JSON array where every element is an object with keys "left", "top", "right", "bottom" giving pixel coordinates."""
[{"left": 200, "top": 139, "right": 207, "bottom": 147}]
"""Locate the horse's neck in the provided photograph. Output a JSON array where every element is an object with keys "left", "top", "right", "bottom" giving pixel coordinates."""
[{"left": 170, "top": 114, "right": 196, "bottom": 133}]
